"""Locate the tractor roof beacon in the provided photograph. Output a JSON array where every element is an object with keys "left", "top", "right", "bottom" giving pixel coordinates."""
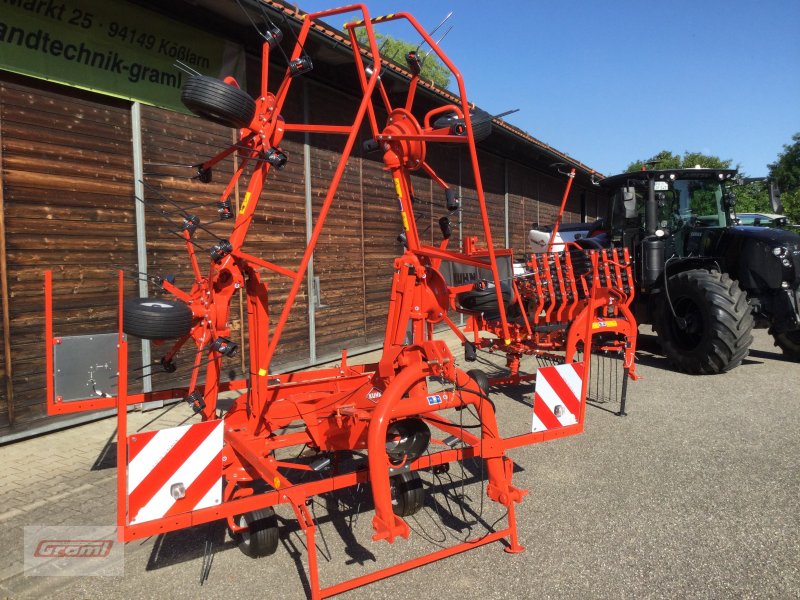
[{"left": 593, "top": 168, "right": 800, "bottom": 373}]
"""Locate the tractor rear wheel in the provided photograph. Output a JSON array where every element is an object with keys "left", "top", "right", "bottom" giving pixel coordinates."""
[
  {"left": 772, "top": 329, "right": 800, "bottom": 361},
  {"left": 390, "top": 471, "right": 424, "bottom": 517},
  {"left": 654, "top": 270, "right": 754, "bottom": 374},
  {"left": 181, "top": 75, "right": 256, "bottom": 129},
  {"left": 123, "top": 298, "right": 193, "bottom": 340},
  {"left": 236, "top": 508, "right": 279, "bottom": 558}
]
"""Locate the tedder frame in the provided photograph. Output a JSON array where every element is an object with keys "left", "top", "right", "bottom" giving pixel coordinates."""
[{"left": 45, "top": 4, "right": 606, "bottom": 598}]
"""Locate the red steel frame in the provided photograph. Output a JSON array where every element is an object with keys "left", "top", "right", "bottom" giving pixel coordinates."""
[
  {"left": 547, "top": 167, "right": 576, "bottom": 253},
  {"left": 43, "top": 6, "right": 597, "bottom": 598},
  {"left": 451, "top": 162, "right": 639, "bottom": 388},
  {"left": 459, "top": 243, "right": 639, "bottom": 386}
]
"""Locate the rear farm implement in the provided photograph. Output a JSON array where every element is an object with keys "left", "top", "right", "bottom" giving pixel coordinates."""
[
  {"left": 456, "top": 241, "right": 638, "bottom": 403},
  {"left": 452, "top": 167, "right": 639, "bottom": 413},
  {"left": 44, "top": 5, "right": 616, "bottom": 598}
]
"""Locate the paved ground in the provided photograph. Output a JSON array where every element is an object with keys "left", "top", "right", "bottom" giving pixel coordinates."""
[{"left": 0, "top": 328, "right": 798, "bottom": 599}]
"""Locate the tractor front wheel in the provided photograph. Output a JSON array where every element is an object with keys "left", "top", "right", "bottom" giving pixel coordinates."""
[
  {"left": 772, "top": 329, "right": 800, "bottom": 361},
  {"left": 654, "top": 270, "right": 754, "bottom": 374}
]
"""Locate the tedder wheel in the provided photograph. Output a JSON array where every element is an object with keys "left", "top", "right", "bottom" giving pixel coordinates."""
[
  {"left": 470, "top": 118, "right": 492, "bottom": 142},
  {"left": 123, "top": 298, "right": 193, "bottom": 340},
  {"left": 772, "top": 329, "right": 800, "bottom": 361},
  {"left": 236, "top": 508, "right": 279, "bottom": 558},
  {"left": 654, "top": 269, "right": 754, "bottom": 374},
  {"left": 181, "top": 75, "right": 256, "bottom": 129},
  {"left": 390, "top": 471, "right": 424, "bottom": 517},
  {"left": 466, "top": 369, "right": 490, "bottom": 397}
]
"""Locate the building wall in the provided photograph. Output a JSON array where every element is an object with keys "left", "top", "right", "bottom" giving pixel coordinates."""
[{"left": 0, "top": 71, "right": 600, "bottom": 437}]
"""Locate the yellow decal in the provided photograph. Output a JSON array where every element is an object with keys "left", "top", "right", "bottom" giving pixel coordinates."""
[
  {"left": 393, "top": 177, "right": 403, "bottom": 198},
  {"left": 258, "top": 367, "right": 267, "bottom": 376},
  {"left": 592, "top": 320, "right": 618, "bottom": 329},
  {"left": 504, "top": 338, "right": 511, "bottom": 345},
  {"left": 239, "top": 191, "right": 251, "bottom": 215},
  {"left": 401, "top": 212, "right": 409, "bottom": 231},
  {"left": 273, "top": 477, "right": 281, "bottom": 489}
]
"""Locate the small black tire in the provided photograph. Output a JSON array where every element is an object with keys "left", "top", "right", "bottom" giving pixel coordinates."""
[
  {"left": 772, "top": 329, "right": 800, "bottom": 361},
  {"left": 181, "top": 75, "right": 256, "bottom": 129},
  {"left": 466, "top": 368, "right": 490, "bottom": 396},
  {"left": 470, "top": 118, "right": 492, "bottom": 142},
  {"left": 123, "top": 298, "right": 193, "bottom": 340},
  {"left": 390, "top": 471, "right": 424, "bottom": 517},
  {"left": 654, "top": 270, "right": 754, "bottom": 374},
  {"left": 236, "top": 508, "right": 279, "bottom": 558}
]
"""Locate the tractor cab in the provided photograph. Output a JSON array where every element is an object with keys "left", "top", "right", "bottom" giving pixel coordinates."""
[{"left": 601, "top": 168, "right": 738, "bottom": 288}]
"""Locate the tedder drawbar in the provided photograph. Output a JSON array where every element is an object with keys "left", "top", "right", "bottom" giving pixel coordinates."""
[{"left": 44, "top": 5, "right": 633, "bottom": 598}]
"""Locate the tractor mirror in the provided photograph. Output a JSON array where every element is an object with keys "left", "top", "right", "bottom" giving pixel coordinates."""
[
  {"left": 622, "top": 187, "right": 638, "bottom": 218},
  {"left": 770, "top": 181, "right": 783, "bottom": 214}
]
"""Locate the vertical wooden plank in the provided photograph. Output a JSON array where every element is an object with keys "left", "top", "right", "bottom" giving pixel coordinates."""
[{"left": 0, "top": 112, "right": 14, "bottom": 428}]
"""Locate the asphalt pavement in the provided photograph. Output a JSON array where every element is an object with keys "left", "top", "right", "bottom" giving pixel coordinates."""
[{"left": 0, "top": 328, "right": 797, "bottom": 599}]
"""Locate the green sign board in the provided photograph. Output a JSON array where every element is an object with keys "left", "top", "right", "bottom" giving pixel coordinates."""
[{"left": 0, "top": 0, "right": 245, "bottom": 112}]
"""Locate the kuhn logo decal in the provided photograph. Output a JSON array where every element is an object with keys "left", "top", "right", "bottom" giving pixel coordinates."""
[{"left": 366, "top": 387, "right": 383, "bottom": 401}]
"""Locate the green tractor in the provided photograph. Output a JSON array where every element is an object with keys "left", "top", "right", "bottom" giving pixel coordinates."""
[{"left": 584, "top": 168, "right": 800, "bottom": 374}]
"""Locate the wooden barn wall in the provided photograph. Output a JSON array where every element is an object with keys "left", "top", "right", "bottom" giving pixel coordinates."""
[
  {"left": 141, "top": 107, "right": 240, "bottom": 389},
  {"left": 0, "top": 72, "right": 604, "bottom": 437},
  {"left": 306, "top": 81, "right": 368, "bottom": 357},
  {"left": 0, "top": 79, "right": 139, "bottom": 430},
  {"left": 507, "top": 161, "right": 528, "bottom": 254}
]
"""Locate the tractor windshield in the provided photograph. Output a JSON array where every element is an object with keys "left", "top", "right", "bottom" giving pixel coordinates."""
[{"left": 663, "top": 179, "right": 727, "bottom": 229}]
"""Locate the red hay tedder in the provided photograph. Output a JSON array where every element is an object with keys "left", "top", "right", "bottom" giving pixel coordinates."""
[{"left": 44, "top": 5, "right": 637, "bottom": 597}]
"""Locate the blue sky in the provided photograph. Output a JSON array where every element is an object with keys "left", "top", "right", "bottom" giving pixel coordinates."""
[{"left": 324, "top": 1, "right": 799, "bottom": 177}]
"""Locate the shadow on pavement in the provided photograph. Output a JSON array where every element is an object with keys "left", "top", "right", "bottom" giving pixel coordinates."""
[
  {"left": 145, "top": 521, "right": 232, "bottom": 572},
  {"left": 91, "top": 431, "right": 117, "bottom": 471}
]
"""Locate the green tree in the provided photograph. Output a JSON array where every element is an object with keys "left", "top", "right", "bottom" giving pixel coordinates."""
[
  {"left": 354, "top": 30, "right": 452, "bottom": 89},
  {"left": 780, "top": 189, "right": 800, "bottom": 224},
  {"left": 768, "top": 132, "right": 800, "bottom": 223},
  {"left": 626, "top": 150, "right": 733, "bottom": 172},
  {"left": 730, "top": 180, "right": 771, "bottom": 214}
]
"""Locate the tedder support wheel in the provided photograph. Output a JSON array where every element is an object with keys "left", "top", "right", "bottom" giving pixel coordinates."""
[
  {"left": 654, "top": 269, "right": 754, "bottom": 374},
  {"left": 466, "top": 369, "right": 490, "bottom": 396},
  {"left": 237, "top": 508, "right": 279, "bottom": 558},
  {"left": 772, "top": 329, "right": 800, "bottom": 361},
  {"left": 123, "top": 298, "right": 193, "bottom": 340},
  {"left": 181, "top": 75, "right": 256, "bottom": 129},
  {"left": 390, "top": 471, "right": 424, "bottom": 517}
]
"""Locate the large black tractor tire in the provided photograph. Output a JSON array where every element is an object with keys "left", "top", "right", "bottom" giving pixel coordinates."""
[
  {"left": 236, "top": 508, "right": 280, "bottom": 558},
  {"left": 772, "top": 329, "right": 800, "bottom": 361},
  {"left": 123, "top": 298, "right": 193, "bottom": 340},
  {"left": 390, "top": 471, "right": 424, "bottom": 517},
  {"left": 181, "top": 75, "right": 256, "bottom": 129},
  {"left": 654, "top": 270, "right": 754, "bottom": 374}
]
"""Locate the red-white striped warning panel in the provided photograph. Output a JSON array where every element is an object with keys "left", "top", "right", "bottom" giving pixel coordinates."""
[
  {"left": 127, "top": 419, "right": 224, "bottom": 525},
  {"left": 532, "top": 362, "right": 586, "bottom": 433}
]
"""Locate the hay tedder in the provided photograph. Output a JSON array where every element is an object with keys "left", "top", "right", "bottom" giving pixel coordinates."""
[
  {"left": 456, "top": 239, "right": 638, "bottom": 397},
  {"left": 44, "top": 5, "right": 634, "bottom": 597}
]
